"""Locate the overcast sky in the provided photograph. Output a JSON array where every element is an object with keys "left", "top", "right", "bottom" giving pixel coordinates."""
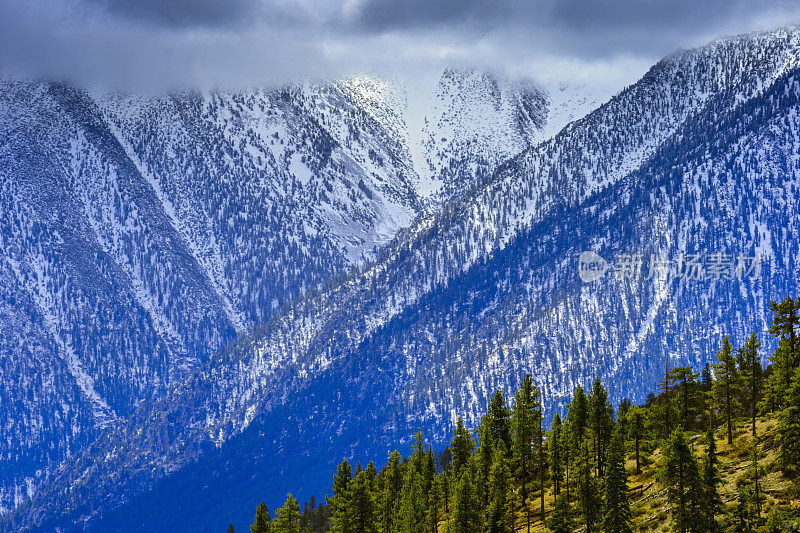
[{"left": 1, "top": 0, "right": 799, "bottom": 92}]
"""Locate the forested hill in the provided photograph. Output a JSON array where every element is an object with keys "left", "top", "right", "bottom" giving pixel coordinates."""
[{"left": 245, "top": 297, "right": 800, "bottom": 533}]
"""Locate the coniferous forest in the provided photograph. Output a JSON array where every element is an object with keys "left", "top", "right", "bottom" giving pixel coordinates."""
[{"left": 243, "top": 297, "right": 800, "bottom": 533}]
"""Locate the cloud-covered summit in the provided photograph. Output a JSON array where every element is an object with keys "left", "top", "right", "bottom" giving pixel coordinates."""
[{"left": 1, "top": 0, "right": 798, "bottom": 91}]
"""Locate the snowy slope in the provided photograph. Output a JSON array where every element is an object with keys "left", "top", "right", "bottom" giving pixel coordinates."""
[{"left": 0, "top": 68, "right": 567, "bottom": 518}]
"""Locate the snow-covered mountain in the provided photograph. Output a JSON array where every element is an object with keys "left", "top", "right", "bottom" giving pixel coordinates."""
[
  {"left": 6, "top": 25, "right": 798, "bottom": 532},
  {"left": 0, "top": 70, "right": 577, "bottom": 519}
]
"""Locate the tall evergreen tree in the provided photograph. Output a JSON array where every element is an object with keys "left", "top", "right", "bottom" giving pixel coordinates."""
[
  {"left": 251, "top": 502, "right": 272, "bottom": 533},
  {"left": 658, "top": 430, "right": 705, "bottom": 533},
  {"left": 702, "top": 430, "right": 722, "bottom": 533},
  {"left": 512, "top": 374, "right": 537, "bottom": 533},
  {"left": 346, "top": 471, "right": 378, "bottom": 533},
  {"left": 451, "top": 418, "right": 475, "bottom": 479},
  {"left": 567, "top": 385, "right": 589, "bottom": 444},
  {"left": 484, "top": 441, "right": 513, "bottom": 533},
  {"left": 331, "top": 460, "right": 353, "bottom": 533},
  {"left": 450, "top": 465, "right": 481, "bottom": 533},
  {"left": 737, "top": 333, "right": 763, "bottom": 437},
  {"left": 396, "top": 468, "right": 426, "bottom": 533},
  {"left": 533, "top": 383, "right": 545, "bottom": 523},
  {"left": 702, "top": 363, "right": 713, "bottom": 392},
  {"left": 272, "top": 494, "right": 301, "bottom": 533},
  {"left": 477, "top": 420, "right": 494, "bottom": 509},
  {"left": 769, "top": 296, "right": 799, "bottom": 371},
  {"left": 766, "top": 297, "right": 800, "bottom": 410},
  {"left": 380, "top": 451, "right": 403, "bottom": 533},
  {"left": 712, "top": 337, "right": 741, "bottom": 445},
  {"left": 565, "top": 385, "right": 589, "bottom": 504},
  {"left": 576, "top": 442, "right": 601, "bottom": 533},
  {"left": 602, "top": 427, "right": 632, "bottom": 533},
  {"left": 427, "top": 474, "right": 442, "bottom": 533},
  {"left": 666, "top": 367, "right": 700, "bottom": 431},
  {"left": 549, "top": 413, "right": 564, "bottom": 497},
  {"left": 547, "top": 495, "right": 575, "bottom": 533},
  {"left": 779, "top": 366, "right": 800, "bottom": 476},
  {"left": 617, "top": 399, "right": 632, "bottom": 444},
  {"left": 486, "top": 390, "right": 512, "bottom": 452},
  {"left": 588, "top": 378, "right": 613, "bottom": 478}
]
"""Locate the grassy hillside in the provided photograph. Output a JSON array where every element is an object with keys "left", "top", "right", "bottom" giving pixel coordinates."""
[{"left": 516, "top": 414, "right": 799, "bottom": 532}]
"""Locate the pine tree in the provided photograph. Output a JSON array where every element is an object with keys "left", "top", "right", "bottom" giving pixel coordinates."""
[
  {"left": 396, "top": 468, "right": 426, "bottom": 533},
  {"left": 449, "top": 465, "right": 481, "bottom": 533},
  {"left": 763, "top": 338, "right": 793, "bottom": 411},
  {"left": 486, "top": 390, "right": 512, "bottom": 451},
  {"left": 549, "top": 413, "right": 564, "bottom": 497},
  {"left": 424, "top": 448, "right": 436, "bottom": 497},
  {"left": 533, "top": 382, "right": 545, "bottom": 523},
  {"left": 588, "top": 379, "right": 613, "bottom": 478},
  {"left": 451, "top": 418, "right": 475, "bottom": 479},
  {"left": 547, "top": 495, "right": 575, "bottom": 533},
  {"left": 346, "top": 471, "right": 378, "bottom": 533},
  {"left": 737, "top": 333, "right": 763, "bottom": 437},
  {"left": 658, "top": 430, "right": 705, "bottom": 533},
  {"left": 484, "top": 441, "right": 513, "bottom": 533},
  {"left": 366, "top": 461, "right": 378, "bottom": 492},
  {"left": 411, "top": 430, "right": 426, "bottom": 473},
  {"left": 702, "top": 363, "right": 713, "bottom": 392},
  {"left": 565, "top": 385, "right": 589, "bottom": 503},
  {"left": 666, "top": 367, "right": 700, "bottom": 431},
  {"left": 779, "top": 366, "right": 800, "bottom": 476},
  {"left": 576, "top": 442, "right": 600, "bottom": 533},
  {"left": 602, "top": 427, "right": 632, "bottom": 533},
  {"left": 712, "top": 337, "right": 741, "bottom": 445},
  {"left": 512, "top": 374, "right": 537, "bottom": 533},
  {"left": 477, "top": 420, "right": 494, "bottom": 509},
  {"left": 766, "top": 296, "right": 800, "bottom": 410},
  {"left": 380, "top": 451, "right": 403, "bottom": 533},
  {"left": 428, "top": 474, "right": 442, "bottom": 533},
  {"left": 769, "top": 296, "right": 799, "bottom": 371},
  {"left": 251, "top": 502, "right": 272, "bottom": 533},
  {"left": 567, "top": 385, "right": 589, "bottom": 444},
  {"left": 702, "top": 430, "right": 721, "bottom": 533},
  {"left": 272, "top": 494, "right": 301, "bottom": 533},
  {"left": 616, "top": 399, "right": 631, "bottom": 444},
  {"left": 331, "top": 460, "right": 353, "bottom": 533}
]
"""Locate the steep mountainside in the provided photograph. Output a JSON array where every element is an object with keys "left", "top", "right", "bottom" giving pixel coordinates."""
[
  {"left": 414, "top": 68, "right": 549, "bottom": 202},
  {"left": 0, "top": 71, "right": 560, "bottom": 516},
  {"left": 6, "top": 27, "right": 799, "bottom": 532}
]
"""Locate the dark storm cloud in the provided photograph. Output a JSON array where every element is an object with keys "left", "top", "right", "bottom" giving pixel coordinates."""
[
  {"left": 1, "top": 0, "right": 799, "bottom": 89},
  {"left": 349, "top": 0, "right": 512, "bottom": 32},
  {"left": 90, "top": 0, "right": 259, "bottom": 27}
]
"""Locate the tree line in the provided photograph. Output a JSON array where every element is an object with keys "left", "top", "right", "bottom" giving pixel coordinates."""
[{"left": 242, "top": 296, "right": 800, "bottom": 533}]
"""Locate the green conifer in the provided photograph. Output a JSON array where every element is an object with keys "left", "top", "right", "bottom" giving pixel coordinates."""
[
  {"left": 702, "top": 430, "right": 721, "bottom": 532},
  {"left": 549, "top": 413, "right": 564, "bottom": 497},
  {"left": 658, "top": 430, "right": 704, "bottom": 533},
  {"left": 450, "top": 465, "right": 481, "bottom": 533},
  {"left": 712, "top": 337, "right": 741, "bottom": 444},
  {"left": 272, "top": 494, "right": 301, "bottom": 533},
  {"left": 251, "top": 502, "right": 271, "bottom": 533},
  {"left": 602, "top": 427, "right": 632, "bottom": 533}
]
